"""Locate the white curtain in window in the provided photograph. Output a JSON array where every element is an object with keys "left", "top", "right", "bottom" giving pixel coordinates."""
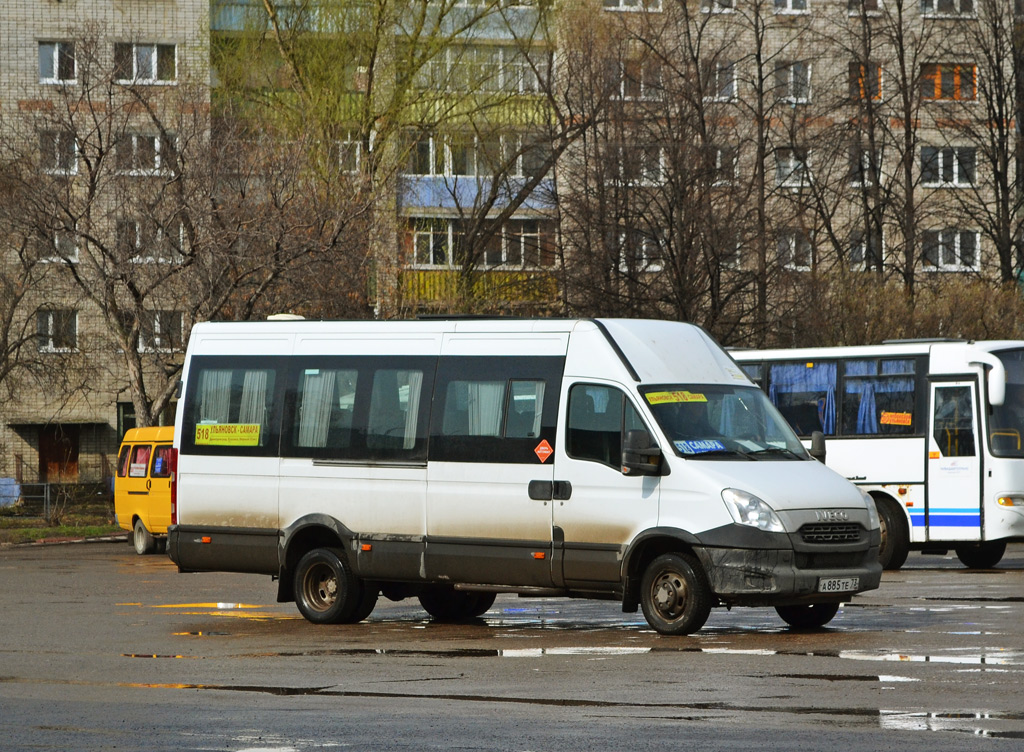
[
  {"left": 199, "top": 370, "right": 232, "bottom": 423},
  {"left": 298, "top": 370, "right": 336, "bottom": 447},
  {"left": 467, "top": 381, "right": 504, "bottom": 436},
  {"left": 402, "top": 371, "right": 423, "bottom": 450},
  {"left": 239, "top": 370, "right": 268, "bottom": 427}
]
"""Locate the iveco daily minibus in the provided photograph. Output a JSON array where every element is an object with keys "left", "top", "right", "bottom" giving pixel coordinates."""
[{"left": 167, "top": 318, "right": 882, "bottom": 634}]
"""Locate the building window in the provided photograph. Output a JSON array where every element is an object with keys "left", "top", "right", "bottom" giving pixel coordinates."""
[
  {"left": 409, "top": 134, "right": 445, "bottom": 176},
  {"left": 117, "top": 218, "right": 183, "bottom": 263},
  {"left": 333, "top": 131, "right": 362, "bottom": 174},
  {"left": 604, "top": 0, "right": 663, "bottom": 11},
  {"left": 504, "top": 48, "right": 549, "bottom": 94},
  {"left": 776, "top": 147, "right": 810, "bottom": 188},
  {"left": 920, "top": 63, "right": 976, "bottom": 101},
  {"left": 114, "top": 43, "right": 177, "bottom": 84},
  {"left": 37, "top": 310, "right": 78, "bottom": 352},
  {"left": 704, "top": 61, "right": 736, "bottom": 102},
  {"left": 775, "top": 61, "right": 811, "bottom": 103},
  {"left": 411, "top": 219, "right": 452, "bottom": 266},
  {"left": 139, "top": 310, "right": 184, "bottom": 352},
  {"left": 39, "top": 130, "right": 77, "bottom": 175},
  {"left": 921, "top": 0, "right": 974, "bottom": 16},
  {"left": 712, "top": 147, "right": 737, "bottom": 184},
  {"left": 619, "top": 59, "right": 663, "bottom": 100},
  {"left": 40, "top": 228, "right": 79, "bottom": 263},
  {"left": 617, "top": 228, "right": 663, "bottom": 273},
  {"left": 922, "top": 229, "right": 978, "bottom": 271},
  {"left": 849, "top": 62, "right": 882, "bottom": 101},
  {"left": 778, "top": 231, "right": 813, "bottom": 271},
  {"left": 617, "top": 144, "right": 663, "bottom": 185},
  {"left": 483, "top": 219, "right": 556, "bottom": 268},
  {"left": 921, "top": 146, "right": 975, "bottom": 186},
  {"left": 850, "top": 228, "right": 883, "bottom": 270},
  {"left": 848, "top": 145, "right": 879, "bottom": 187},
  {"left": 39, "top": 42, "right": 76, "bottom": 84},
  {"left": 848, "top": 0, "right": 880, "bottom": 12},
  {"left": 116, "top": 133, "right": 176, "bottom": 175},
  {"left": 775, "top": 0, "right": 809, "bottom": 12}
]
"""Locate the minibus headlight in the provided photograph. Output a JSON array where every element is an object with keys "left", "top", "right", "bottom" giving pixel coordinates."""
[
  {"left": 721, "top": 488, "right": 785, "bottom": 533},
  {"left": 997, "top": 496, "right": 1024, "bottom": 507},
  {"left": 863, "top": 490, "right": 880, "bottom": 531}
]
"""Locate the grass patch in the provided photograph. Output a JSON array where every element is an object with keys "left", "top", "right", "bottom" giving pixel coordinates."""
[
  {"left": 0, "top": 495, "right": 123, "bottom": 545},
  {"left": 0, "top": 522, "right": 124, "bottom": 546}
]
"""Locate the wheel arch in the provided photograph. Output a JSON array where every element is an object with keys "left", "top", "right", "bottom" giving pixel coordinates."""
[
  {"left": 621, "top": 527, "right": 703, "bottom": 612},
  {"left": 276, "top": 514, "right": 355, "bottom": 603}
]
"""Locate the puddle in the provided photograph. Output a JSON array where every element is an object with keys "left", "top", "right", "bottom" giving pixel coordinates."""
[
  {"left": 839, "top": 649, "right": 1024, "bottom": 666},
  {"left": 881, "top": 710, "right": 1024, "bottom": 738},
  {"left": 173, "top": 631, "right": 231, "bottom": 637}
]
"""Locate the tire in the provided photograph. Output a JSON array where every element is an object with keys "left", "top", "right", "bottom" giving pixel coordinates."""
[
  {"left": 639, "top": 553, "right": 712, "bottom": 636},
  {"left": 418, "top": 588, "right": 496, "bottom": 621},
  {"left": 293, "top": 548, "right": 365, "bottom": 624},
  {"left": 775, "top": 602, "right": 841, "bottom": 629},
  {"left": 955, "top": 541, "right": 1006, "bottom": 569},
  {"left": 349, "top": 584, "right": 380, "bottom": 623},
  {"left": 876, "top": 496, "right": 909, "bottom": 571},
  {"left": 133, "top": 518, "right": 155, "bottom": 555}
]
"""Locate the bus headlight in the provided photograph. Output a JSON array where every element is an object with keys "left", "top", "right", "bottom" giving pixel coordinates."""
[
  {"left": 722, "top": 488, "right": 785, "bottom": 533},
  {"left": 997, "top": 496, "right": 1024, "bottom": 507},
  {"left": 862, "top": 490, "right": 881, "bottom": 531}
]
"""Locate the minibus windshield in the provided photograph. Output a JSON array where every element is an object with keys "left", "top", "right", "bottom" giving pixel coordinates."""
[
  {"left": 640, "top": 384, "right": 809, "bottom": 460},
  {"left": 990, "top": 349, "right": 1024, "bottom": 458}
]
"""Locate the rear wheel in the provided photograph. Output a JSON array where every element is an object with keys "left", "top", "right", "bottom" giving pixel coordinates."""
[
  {"left": 955, "top": 541, "right": 1006, "bottom": 569},
  {"left": 418, "top": 588, "right": 496, "bottom": 621},
  {"left": 294, "top": 548, "right": 366, "bottom": 624},
  {"left": 133, "top": 518, "right": 155, "bottom": 555},
  {"left": 876, "top": 496, "right": 909, "bottom": 570},
  {"left": 775, "top": 602, "right": 840, "bottom": 629},
  {"left": 639, "top": 553, "right": 712, "bottom": 636}
]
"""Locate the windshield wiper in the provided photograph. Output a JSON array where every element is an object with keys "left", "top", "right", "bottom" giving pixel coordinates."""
[
  {"left": 682, "top": 448, "right": 755, "bottom": 460},
  {"left": 745, "top": 447, "right": 806, "bottom": 460}
]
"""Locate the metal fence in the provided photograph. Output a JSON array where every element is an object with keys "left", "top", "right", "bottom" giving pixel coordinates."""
[{"left": 0, "top": 481, "right": 113, "bottom": 522}]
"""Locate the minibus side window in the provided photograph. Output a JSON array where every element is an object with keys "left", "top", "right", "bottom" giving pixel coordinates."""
[
  {"left": 129, "top": 445, "right": 151, "bottom": 477},
  {"left": 116, "top": 446, "right": 131, "bottom": 477},
  {"left": 151, "top": 445, "right": 172, "bottom": 478},
  {"left": 441, "top": 380, "right": 505, "bottom": 437},
  {"left": 293, "top": 368, "right": 358, "bottom": 450},
  {"left": 567, "top": 384, "right": 636, "bottom": 469},
  {"left": 367, "top": 368, "right": 426, "bottom": 453},
  {"left": 506, "top": 380, "right": 545, "bottom": 438},
  {"left": 182, "top": 358, "right": 282, "bottom": 456}
]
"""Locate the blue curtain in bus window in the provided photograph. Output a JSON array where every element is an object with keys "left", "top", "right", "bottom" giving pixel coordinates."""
[
  {"left": 768, "top": 362, "right": 836, "bottom": 435},
  {"left": 844, "top": 360, "right": 916, "bottom": 435}
]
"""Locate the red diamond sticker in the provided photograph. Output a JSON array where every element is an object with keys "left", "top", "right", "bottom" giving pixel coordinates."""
[{"left": 534, "top": 439, "right": 553, "bottom": 463}]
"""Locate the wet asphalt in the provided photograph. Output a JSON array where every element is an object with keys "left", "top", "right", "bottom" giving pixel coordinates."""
[{"left": 2, "top": 541, "right": 1024, "bottom": 750}]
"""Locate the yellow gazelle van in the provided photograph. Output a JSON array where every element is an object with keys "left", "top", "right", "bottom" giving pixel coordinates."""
[{"left": 115, "top": 426, "right": 174, "bottom": 555}]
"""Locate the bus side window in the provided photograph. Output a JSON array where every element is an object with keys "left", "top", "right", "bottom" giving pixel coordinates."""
[
  {"left": 933, "top": 386, "right": 975, "bottom": 457},
  {"left": 366, "top": 368, "right": 426, "bottom": 454},
  {"left": 505, "top": 380, "right": 545, "bottom": 438},
  {"left": 116, "top": 446, "right": 131, "bottom": 477},
  {"left": 567, "top": 384, "right": 624, "bottom": 469}
]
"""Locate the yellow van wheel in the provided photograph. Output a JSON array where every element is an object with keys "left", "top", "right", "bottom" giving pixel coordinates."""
[{"left": 133, "top": 519, "right": 155, "bottom": 555}]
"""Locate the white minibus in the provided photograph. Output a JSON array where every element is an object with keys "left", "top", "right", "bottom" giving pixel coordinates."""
[
  {"left": 167, "top": 318, "right": 881, "bottom": 634},
  {"left": 733, "top": 340, "right": 1024, "bottom": 570}
]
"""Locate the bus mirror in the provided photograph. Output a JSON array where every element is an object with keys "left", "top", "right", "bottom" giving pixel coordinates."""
[
  {"left": 970, "top": 353, "right": 1005, "bottom": 407},
  {"left": 622, "top": 429, "right": 662, "bottom": 476},
  {"left": 809, "top": 431, "right": 826, "bottom": 464}
]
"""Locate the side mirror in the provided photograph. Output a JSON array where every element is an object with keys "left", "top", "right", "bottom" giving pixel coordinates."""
[
  {"left": 622, "top": 429, "right": 663, "bottom": 476},
  {"left": 809, "top": 431, "right": 826, "bottom": 464}
]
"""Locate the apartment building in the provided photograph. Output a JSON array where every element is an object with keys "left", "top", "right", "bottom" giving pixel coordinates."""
[{"left": 0, "top": 0, "right": 208, "bottom": 485}]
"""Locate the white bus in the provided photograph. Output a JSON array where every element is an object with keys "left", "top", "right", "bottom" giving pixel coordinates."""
[
  {"left": 167, "top": 318, "right": 882, "bottom": 635},
  {"left": 733, "top": 340, "right": 1024, "bottom": 570}
]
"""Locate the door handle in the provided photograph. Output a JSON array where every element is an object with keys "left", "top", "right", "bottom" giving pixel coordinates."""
[{"left": 529, "top": 480, "right": 572, "bottom": 501}]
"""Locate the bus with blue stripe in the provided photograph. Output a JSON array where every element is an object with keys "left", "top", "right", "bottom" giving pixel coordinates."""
[{"left": 732, "top": 340, "right": 1024, "bottom": 570}]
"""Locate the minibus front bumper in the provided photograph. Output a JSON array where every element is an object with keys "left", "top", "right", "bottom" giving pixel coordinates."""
[{"left": 692, "top": 526, "right": 883, "bottom": 606}]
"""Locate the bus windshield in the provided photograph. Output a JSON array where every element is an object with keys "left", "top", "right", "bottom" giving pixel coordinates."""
[
  {"left": 640, "top": 384, "right": 809, "bottom": 460},
  {"left": 990, "top": 349, "right": 1024, "bottom": 458}
]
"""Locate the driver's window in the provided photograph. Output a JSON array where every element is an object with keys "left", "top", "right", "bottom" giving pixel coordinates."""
[
  {"left": 568, "top": 384, "right": 646, "bottom": 468},
  {"left": 932, "top": 385, "right": 975, "bottom": 457}
]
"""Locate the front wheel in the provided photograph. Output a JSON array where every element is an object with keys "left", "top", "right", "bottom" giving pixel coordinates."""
[
  {"left": 876, "top": 497, "right": 909, "bottom": 571},
  {"left": 639, "top": 553, "right": 712, "bottom": 636},
  {"left": 294, "top": 548, "right": 366, "bottom": 624},
  {"left": 955, "top": 541, "right": 1006, "bottom": 569},
  {"left": 775, "top": 602, "right": 840, "bottom": 629},
  {"left": 133, "top": 518, "right": 155, "bottom": 555}
]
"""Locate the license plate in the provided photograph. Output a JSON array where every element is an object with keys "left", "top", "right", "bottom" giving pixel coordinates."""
[{"left": 818, "top": 576, "right": 859, "bottom": 593}]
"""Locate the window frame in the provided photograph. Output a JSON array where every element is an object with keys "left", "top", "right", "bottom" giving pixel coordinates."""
[
  {"left": 116, "top": 132, "right": 177, "bottom": 176},
  {"left": 114, "top": 42, "right": 177, "bottom": 85},
  {"left": 920, "top": 63, "right": 977, "bottom": 101},
  {"left": 775, "top": 60, "right": 812, "bottom": 104},
  {"left": 778, "top": 230, "right": 813, "bottom": 271},
  {"left": 920, "top": 0, "right": 975, "bottom": 17},
  {"left": 774, "top": 0, "right": 810, "bottom": 14},
  {"left": 776, "top": 147, "right": 811, "bottom": 189},
  {"left": 922, "top": 229, "right": 980, "bottom": 272},
  {"left": 39, "top": 130, "right": 78, "bottom": 175},
  {"left": 38, "top": 41, "right": 76, "bottom": 84},
  {"left": 920, "top": 145, "right": 976, "bottom": 187},
  {"left": 704, "top": 60, "right": 737, "bottom": 103},
  {"left": 37, "top": 309, "right": 78, "bottom": 353}
]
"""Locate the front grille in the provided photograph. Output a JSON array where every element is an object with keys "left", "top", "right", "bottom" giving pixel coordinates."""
[{"left": 799, "top": 522, "right": 862, "bottom": 544}]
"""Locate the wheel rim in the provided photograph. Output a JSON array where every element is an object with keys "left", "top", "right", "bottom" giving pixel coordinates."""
[
  {"left": 302, "top": 562, "right": 338, "bottom": 612},
  {"left": 133, "top": 522, "right": 145, "bottom": 552},
  {"left": 650, "top": 569, "right": 688, "bottom": 622},
  {"left": 877, "top": 511, "right": 891, "bottom": 564}
]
